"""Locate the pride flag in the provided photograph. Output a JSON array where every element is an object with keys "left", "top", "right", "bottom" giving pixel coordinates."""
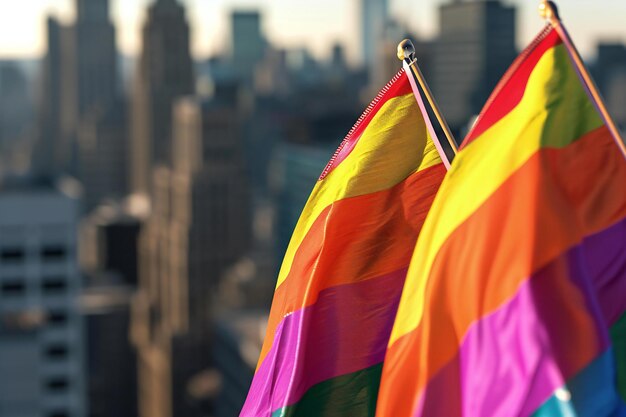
[
  {"left": 240, "top": 70, "right": 447, "bottom": 416},
  {"left": 377, "top": 26, "right": 626, "bottom": 416}
]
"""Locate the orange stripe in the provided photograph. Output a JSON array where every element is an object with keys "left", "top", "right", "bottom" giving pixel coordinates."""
[
  {"left": 377, "top": 126, "right": 626, "bottom": 415},
  {"left": 258, "top": 163, "right": 446, "bottom": 366}
]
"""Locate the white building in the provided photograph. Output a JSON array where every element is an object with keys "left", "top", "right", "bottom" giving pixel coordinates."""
[{"left": 0, "top": 179, "right": 86, "bottom": 417}]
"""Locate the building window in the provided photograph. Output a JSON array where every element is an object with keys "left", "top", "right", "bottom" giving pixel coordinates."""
[
  {"left": 41, "top": 245, "right": 67, "bottom": 262},
  {"left": 0, "top": 247, "right": 24, "bottom": 262},
  {"left": 1, "top": 280, "right": 25, "bottom": 296},
  {"left": 45, "top": 377, "right": 69, "bottom": 392},
  {"left": 45, "top": 344, "right": 69, "bottom": 360},
  {"left": 47, "top": 311, "right": 68, "bottom": 325},
  {"left": 42, "top": 277, "right": 67, "bottom": 294}
]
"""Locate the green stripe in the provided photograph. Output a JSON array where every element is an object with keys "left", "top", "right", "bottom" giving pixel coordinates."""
[
  {"left": 611, "top": 312, "right": 626, "bottom": 402},
  {"left": 271, "top": 364, "right": 383, "bottom": 417}
]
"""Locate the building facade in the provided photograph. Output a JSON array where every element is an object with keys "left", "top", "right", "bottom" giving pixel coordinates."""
[
  {"left": 131, "top": 0, "right": 194, "bottom": 194},
  {"left": 132, "top": 91, "right": 251, "bottom": 417},
  {"left": 433, "top": 0, "right": 516, "bottom": 133},
  {"left": 0, "top": 179, "right": 85, "bottom": 417}
]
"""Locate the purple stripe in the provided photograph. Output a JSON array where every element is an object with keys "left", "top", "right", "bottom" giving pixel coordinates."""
[
  {"left": 413, "top": 218, "right": 626, "bottom": 417},
  {"left": 240, "top": 268, "right": 407, "bottom": 417},
  {"left": 584, "top": 217, "right": 626, "bottom": 325}
]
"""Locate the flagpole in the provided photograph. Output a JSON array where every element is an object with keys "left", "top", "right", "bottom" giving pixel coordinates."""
[
  {"left": 539, "top": 0, "right": 626, "bottom": 159},
  {"left": 397, "top": 39, "right": 458, "bottom": 157}
]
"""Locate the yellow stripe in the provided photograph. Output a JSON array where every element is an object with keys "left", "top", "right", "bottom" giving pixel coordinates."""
[
  {"left": 275, "top": 93, "right": 442, "bottom": 289},
  {"left": 389, "top": 44, "right": 604, "bottom": 344}
]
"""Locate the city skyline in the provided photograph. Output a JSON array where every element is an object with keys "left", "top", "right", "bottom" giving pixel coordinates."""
[{"left": 1, "top": 0, "right": 626, "bottom": 63}]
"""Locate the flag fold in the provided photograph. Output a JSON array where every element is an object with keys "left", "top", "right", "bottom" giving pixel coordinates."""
[
  {"left": 240, "top": 70, "right": 447, "bottom": 416},
  {"left": 378, "top": 26, "right": 626, "bottom": 417}
]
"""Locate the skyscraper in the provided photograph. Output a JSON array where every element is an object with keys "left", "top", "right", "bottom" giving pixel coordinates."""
[
  {"left": 230, "top": 11, "right": 266, "bottom": 82},
  {"left": 433, "top": 0, "right": 516, "bottom": 133},
  {"left": 77, "top": 99, "right": 129, "bottom": 210},
  {"left": 132, "top": 89, "right": 250, "bottom": 417},
  {"left": 131, "top": 0, "right": 194, "bottom": 194},
  {"left": 35, "top": 0, "right": 117, "bottom": 179},
  {"left": 33, "top": 17, "right": 68, "bottom": 177},
  {"left": 72, "top": 0, "right": 117, "bottom": 120},
  {"left": 361, "top": 0, "right": 389, "bottom": 76}
]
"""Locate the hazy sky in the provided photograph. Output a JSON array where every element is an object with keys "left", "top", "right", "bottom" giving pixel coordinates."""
[{"left": 0, "top": 0, "right": 625, "bottom": 61}]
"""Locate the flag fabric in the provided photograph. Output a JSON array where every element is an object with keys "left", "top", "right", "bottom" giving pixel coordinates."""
[
  {"left": 240, "top": 70, "right": 447, "bottom": 416},
  {"left": 377, "top": 26, "right": 626, "bottom": 417}
]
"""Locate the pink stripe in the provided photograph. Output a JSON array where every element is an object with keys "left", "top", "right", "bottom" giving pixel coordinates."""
[
  {"left": 413, "top": 218, "right": 626, "bottom": 417},
  {"left": 402, "top": 61, "right": 451, "bottom": 169},
  {"left": 240, "top": 268, "right": 407, "bottom": 416}
]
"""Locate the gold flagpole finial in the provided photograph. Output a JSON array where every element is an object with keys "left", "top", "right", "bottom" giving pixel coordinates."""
[
  {"left": 539, "top": 1, "right": 560, "bottom": 24},
  {"left": 397, "top": 39, "right": 415, "bottom": 61}
]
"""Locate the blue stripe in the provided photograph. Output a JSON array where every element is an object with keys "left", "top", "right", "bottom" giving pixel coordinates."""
[{"left": 532, "top": 349, "right": 626, "bottom": 417}]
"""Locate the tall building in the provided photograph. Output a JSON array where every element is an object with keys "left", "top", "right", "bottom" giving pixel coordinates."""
[
  {"left": 132, "top": 89, "right": 251, "bottom": 417},
  {"left": 213, "top": 312, "right": 267, "bottom": 417},
  {"left": 77, "top": 99, "right": 129, "bottom": 211},
  {"left": 72, "top": 0, "right": 117, "bottom": 122},
  {"left": 81, "top": 280, "right": 137, "bottom": 417},
  {"left": 0, "top": 63, "right": 33, "bottom": 147},
  {"left": 35, "top": 0, "right": 117, "bottom": 179},
  {"left": 131, "top": 0, "right": 194, "bottom": 194},
  {"left": 433, "top": 0, "right": 516, "bottom": 133},
  {"left": 361, "top": 0, "right": 389, "bottom": 76},
  {"left": 0, "top": 177, "right": 86, "bottom": 417},
  {"left": 594, "top": 43, "right": 626, "bottom": 94},
  {"left": 230, "top": 11, "right": 266, "bottom": 82},
  {"left": 33, "top": 17, "right": 67, "bottom": 176}
]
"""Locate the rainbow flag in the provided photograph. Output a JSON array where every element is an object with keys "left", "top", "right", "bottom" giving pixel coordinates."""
[
  {"left": 240, "top": 70, "right": 447, "bottom": 416},
  {"left": 377, "top": 26, "right": 626, "bottom": 416}
]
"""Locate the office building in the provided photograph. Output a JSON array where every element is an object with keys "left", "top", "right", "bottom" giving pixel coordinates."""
[
  {"left": 81, "top": 280, "right": 137, "bottom": 417},
  {"left": 433, "top": 0, "right": 516, "bottom": 133},
  {"left": 133, "top": 90, "right": 251, "bottom": 417},
  {"left": 0, "top": 177, "right": 86, "bottom": 417},
  {"left": 361, "top": 0, "right": 389, "bottom": 77},
  {"left": 213, "top": 312, "right": 267, "bottom": 417},
  {"left": 77, "top": 100, "right": 129, "bottom": 211},
  {"left": 231, "top": 11, "right": 267, "bottom": 82},
  {"left": 131, "top": 0, "right": 194, "bottom": 193},
  {"left": 34, "top": 17, "right": 69, "bottom": 176}
]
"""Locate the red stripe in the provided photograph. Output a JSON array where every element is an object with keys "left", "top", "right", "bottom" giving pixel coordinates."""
[{"left": 462, "top": 28, "right": 562, "bottom": 147}]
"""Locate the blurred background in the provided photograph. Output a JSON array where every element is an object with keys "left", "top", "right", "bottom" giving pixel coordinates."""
[{"left": 0, "top": 0, "right": 624, "bottom": 416}]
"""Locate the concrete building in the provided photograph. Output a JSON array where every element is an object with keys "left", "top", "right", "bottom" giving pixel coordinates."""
[
  {"left": 0, "top": 177, "right": 86, "bottom": 417},
  {"left": 0, "top": 63, "right": 33, "bottom": 147},
  {"left": 77, "top": 100, "right": 129, "bottom": 211},
  {"left": 231, "top": 11, "right": 266, "bottom": 82},
  {"left": 361, "top": 0, "right": 389, "bottom": 76},
  {"left": 271, "top": 142, "right": 334, "bottom": 258},
  {"left": 80, "top": 280, "right": 137, "bottom": 417},
  {"left": 35, "top": 0, "right": 117, "bottom": 179},
  {"left": 213, "top": 311, "right": 267, "bottom": 417},
  {"left": 132, "top": 90, "right": 251, "bottom": 417},
  {"left": 433, "top": 0, "right": 516, "bottom": 133},
  {"left": 80, "top": 201, "right": 143, "bottom": 287},
  {"left": 131, "top": 0, "right": 194, "bottom": 194},
  {"left": 72, "top": 0, "right": 117, "bottom": 124},
  {"left": 34, "top": 17, "right": 69, "bottom": 177}
]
